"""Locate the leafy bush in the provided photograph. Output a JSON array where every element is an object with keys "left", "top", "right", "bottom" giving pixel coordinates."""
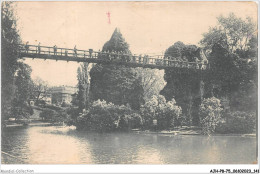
[
  {"left": 11, "top": 101, "right": 34, "bottom": 119},
  {"left": 66, "top": 107, "right": 80, "bottom": 126},
  {"left": 199, "top": 97, "right": 223, "bottom": 135},
  {"left": 40, "top": 108, "right": 68, "bottom": 123},
  {"left": 75, "top": 100, "right": 142, "bottom": 132},
  {"left": 140, "top": 95, "right": 182, "bottom": 130},
  {"left": 40, "top": 109, "right": 56, "bottom": 121},
  {"left": 61, "top": 102, "right": 71, "bottom": 108},
  {"left": 216, "top": 111, "right": 256, "bottom": 134}
]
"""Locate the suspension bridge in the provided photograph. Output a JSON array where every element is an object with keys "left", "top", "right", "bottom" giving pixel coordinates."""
[{"left": 18, "top": 44, "right": 209, "bottom": 70}]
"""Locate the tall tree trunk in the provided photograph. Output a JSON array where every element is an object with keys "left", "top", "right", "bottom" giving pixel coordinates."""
[
  {"left": 78, "top": 63, "right": 90, "bottom": 112},
  {"left": 85, "top": 80, "right": 90, "bottom": 109},
  {"left": 199, "top": 80, "right": 204, "bottom": 101},
  {"left": 83, "top": 63, "right": 90, "bottom": 110},
  {"left": 187, "top": 88, "right": 193, "bottom": 127}
]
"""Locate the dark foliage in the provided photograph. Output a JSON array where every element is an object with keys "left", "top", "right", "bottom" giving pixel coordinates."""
[
  {"left": 216, "top": 111, "right": 256, "bottom": 134},
  {"left": 75, "top": 100, "right": 142, "bottom": 132},
  {"left": 1, "top": 2, "right": 22, "bottom": 121},
  {"left": 40, "top": 108, "right": 68, "bottom": 123},
  {"left": 2, "top": 2, "right": 34, "bottom": 122},
  {"left": 140, "top": 95, "right": 182, "bottom": 130},
  {"left": 201, "top": 13, "right": 257, "bottom": 113},
  {"left": 90, "top": 28, "right": 144, "bottom": 110}
]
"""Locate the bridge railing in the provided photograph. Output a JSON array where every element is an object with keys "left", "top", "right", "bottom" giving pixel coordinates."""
[
  {"left": 19, "top": 44, "right": 209, "bottom": 70},
  {"left": 19, "top": 44, "right": 99, "bottom": 58}
]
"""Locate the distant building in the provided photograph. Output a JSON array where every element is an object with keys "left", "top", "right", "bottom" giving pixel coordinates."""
[{"left": 51, "top": 86, "right": 77, "bottom": 106}]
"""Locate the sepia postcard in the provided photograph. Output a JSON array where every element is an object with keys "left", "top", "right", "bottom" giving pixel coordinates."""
[{"left": 1, "top": 1, "right": 259, "bottom": 173}]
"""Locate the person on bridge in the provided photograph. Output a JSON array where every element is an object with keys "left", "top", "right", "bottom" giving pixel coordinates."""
[
  {"left": 132, "top": 55, "right": 136, "bottom": 62},
  {"left": 74, "top": 45, "right": 77, "bottom": 57},
  {"left": 37, "top": 42, "right": 41, "bottom": 54},
  {"left": 139, "top": 54, "right": 142, "bottom": 64},
  {"left": 53, "top": 45, "right": 57, "bottom": 55},
  {"left": 25, "top": 41, "right": 29, "bottom": 53},
  {"left": 89, "top": 49, "right": 93, "bottom": 58},
  {"left": 65, "top": 49, "right": 68, "bottom": 57}
]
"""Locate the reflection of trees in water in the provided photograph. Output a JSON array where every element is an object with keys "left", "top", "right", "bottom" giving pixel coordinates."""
[
  {"left": 84, "top": 133, "right": 146, "bottom": 164},
  {"left": 2, "top": 127, "right": 30, "bottom": 164},
  {"left": 2, "top": 127, "right": 257, "bottom": 164},
  {"left": 84, "top": 133, "right": 257, "bottom": 164},
  {"left": 25, "top": 127, "right": 94, "bottom": 164},
  {"left": 191, "top": 136, "right": 256, "bottom": 164},
  {"left": 82, "top": 133, "right": 165, "bottom": 164}
]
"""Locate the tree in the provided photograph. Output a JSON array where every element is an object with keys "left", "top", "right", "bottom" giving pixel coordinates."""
[
  {"left": 90, "top": 28, "right": 144, "bottom": 110},
  {"left": 199, "top": 97, "right": 223, "bottom": 135},
  {"left": 12, "top": 62, "right": 34, "bottom": 119},
  {"left": 136, "top": 68, "right": 166, "bottom": 102},
  {"left": 161, "top": 41, "right": 204, "bottom": 126},
  {"left": 2, "top": 2, "right": 35, "bottom": 121},
  {"left": 206, "top": 44, "right": 257, "bottom": 111},
  {"left": 31, "top": 77, "right": 49, "bottom": 104},
  {"left": 1, "top": 2, "right": 22, "bottom": 121},
  {"left": 200, "top": 13, "right": 257, "bottom": 112},
  {"left": 140, "top": 95, "right": 182, "bottom": 130},
  {"left": 75, "top": 100, "right": 141, "bottom": 132},
  {"left": 200, "top": 13, "right": 257, "bottom": 54},
  {"left": 102, "top": 28, "right": 131, "bottom": 54},
  {"left": 215, "top": 111, "right": 256, "bottom": 134},
  {"left": 207, "top": 44, "right": 241, "bottom": 96},
  {"left": 77, "top": 63, "right": 90, "bottom": 112},
  {"left": 165, "top": 41, "right": 199, "bottom": 62},
  {"left": 40, "top": 108, "right": 69, "bottom": 123}
]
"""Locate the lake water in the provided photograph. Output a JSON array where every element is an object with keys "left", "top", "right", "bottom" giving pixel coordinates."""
[{"left": 1, "top": 126, "right": 257, "bottom": 164}]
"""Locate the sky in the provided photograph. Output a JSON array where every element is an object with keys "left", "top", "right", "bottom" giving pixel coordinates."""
[{"left": 15, "top": 1, "right": 257, "bottom": 86}]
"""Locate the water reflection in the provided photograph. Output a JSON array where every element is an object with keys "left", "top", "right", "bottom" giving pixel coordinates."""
[
  {"left": 25, "top": 127, "right": 94, "bottom": 164},
  {"left": 136, "top": 146, "right": 164, "bottom": 164},
  {"left": 1, "top": 126, "right": 257, "bottom": 164}
]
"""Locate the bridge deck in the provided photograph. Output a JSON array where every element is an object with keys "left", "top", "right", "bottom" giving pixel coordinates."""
[{"left": 19, "top": 44, "right": 209, "bottom": 70}]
